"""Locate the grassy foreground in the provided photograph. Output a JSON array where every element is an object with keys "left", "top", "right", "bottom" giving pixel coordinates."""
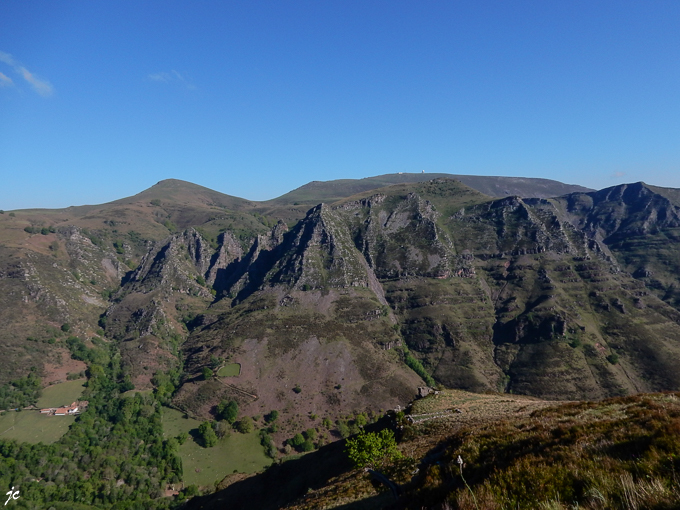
[{"left": 402, "top": 392, "right": 680, "bottom": 509}]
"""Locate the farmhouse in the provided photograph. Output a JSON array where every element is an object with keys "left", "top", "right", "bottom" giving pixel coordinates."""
[{"left": 40, "top": 401, "right": 88, "bottom": 416}]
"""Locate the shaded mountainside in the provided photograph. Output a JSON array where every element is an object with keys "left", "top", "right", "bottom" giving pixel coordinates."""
[
  {"left": 3, "top": 175, "right": 680, "bottom": 431},
  {"left": 186, "top": 390, "right": 680, "bottom": 510}
]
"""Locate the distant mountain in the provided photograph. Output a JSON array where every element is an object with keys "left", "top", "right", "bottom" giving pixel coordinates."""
[{"left": 267, "top": 172, "right": 593, "bottom": 207}]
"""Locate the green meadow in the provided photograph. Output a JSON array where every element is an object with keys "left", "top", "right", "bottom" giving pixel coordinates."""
[
  {"left": 162, "top": 407, "right": 270, "bottom": 487},
  {"left": 0, "top": 410, "right": 76, "bottom": 444},
  {"left": 217, "top": 363, "right": 241, "bottom": 377},
  {"left": 37, "top": 379, "right": 86, "bottom": 408},
  {"left": 121, "top": 389, "right": 153, "bottom": 399}
]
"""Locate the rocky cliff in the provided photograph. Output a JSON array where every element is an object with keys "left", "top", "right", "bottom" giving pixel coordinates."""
[{"left": 3, "top": 177, "right": 680, "bottom": 423}]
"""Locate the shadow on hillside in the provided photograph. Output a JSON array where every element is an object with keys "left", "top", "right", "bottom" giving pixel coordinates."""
[
  {"left": 332, "top": 492, "right": 394, "bottom": 509},
  {"left": 184, "top": 437, "right": 352, "bottom": 510}
]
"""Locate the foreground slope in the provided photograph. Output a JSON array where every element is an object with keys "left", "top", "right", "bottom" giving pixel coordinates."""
[{"left": 186, "top": 390, "right": 680, "bottom": 510}]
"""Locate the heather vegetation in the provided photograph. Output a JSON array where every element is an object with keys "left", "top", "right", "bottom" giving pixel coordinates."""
[
  {"left": 398, "top": 393, "right": 680, "bottom": 509},
  {"left": 203, "top": 391, "right": 680, "bottom": 510}
]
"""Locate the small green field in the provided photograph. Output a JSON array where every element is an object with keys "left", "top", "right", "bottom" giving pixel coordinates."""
[
  {"left": 162, "top": 407, "right": 270, "bottom": 487},
  {"left": 37, "top": 380, "right": 86, "bottom": 408},
  {"left": 121, "top": 389, "right": 153, "bottom": 399},
  {"left": 217, "top": 363, "right": 241, "bottom": 377},
  {"left": 0, "top": 410, "right": 76, "bottom": 443}
]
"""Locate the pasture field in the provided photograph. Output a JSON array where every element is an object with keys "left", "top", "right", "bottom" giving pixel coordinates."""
[
  {"left": 37, "top": 379, "right": 86, "bottom": 408},
  {"left": 121, "top": 389, "right": 153, "bottom": 399},
  {"left": 0, "top": 410, "right": 75, "bottom": 443},
  {"left": 162, "top": 407, "right": 270, "bottom": 487},
  {"left": 217, "top": 363, "right": 241, "bottom": 377}
]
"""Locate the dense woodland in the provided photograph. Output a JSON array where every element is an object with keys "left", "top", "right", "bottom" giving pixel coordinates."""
[{"left": 0, "top": 343, "right": 186, "bottom": 509}]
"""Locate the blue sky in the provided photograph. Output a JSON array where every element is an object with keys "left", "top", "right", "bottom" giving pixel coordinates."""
[{"left": 1, "top": 1, "right": 679, "bottom": 210}]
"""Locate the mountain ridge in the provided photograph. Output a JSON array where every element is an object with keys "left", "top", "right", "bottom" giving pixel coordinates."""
[{"left": 3, "top": 176, "right": 680, "bottom": 468}]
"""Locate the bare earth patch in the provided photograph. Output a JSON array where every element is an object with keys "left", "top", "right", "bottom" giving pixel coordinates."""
[{"left": 42, "top": 349, "right": 87, "bottom": 386}]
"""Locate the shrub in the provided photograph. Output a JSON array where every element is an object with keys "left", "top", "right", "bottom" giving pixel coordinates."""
[
  {"left": 337, "top": 420, "right": 351, "bottom": 438},
  {"left": 217, "top": 400, "right": 238, "bottom": 423},
  {"left": 236, "top": 417, "right": 253, "bottom": 434},
  {"left": 289, "top": 433, "right": 305, "bottom": 447},
  {"left": 214, "top": 420, "right": 231, "bottom": 439},
  {"left": 345, "top": 429, "right": 401, "bottom": 470},
  {"left": 198, "top": 421, "right": 218, "bottom": 448},
  {"left": 403, "top": 350, "right": 436, "bottom": 387},
  {"left": 259, "top": 430, "right": 277, "bottom": 459},
  {"left": 182, "top": 485, "right": 199, "bottom": 497},
  {"left": 293, "top": 384, "right": 302, "bottom": 394}
]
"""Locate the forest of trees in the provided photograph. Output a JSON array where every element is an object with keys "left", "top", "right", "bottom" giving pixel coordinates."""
[
  {"left": 0, "top": 372, "right": 42, "bottom": 411},
  {"left": 0, "top": 343, "right": 185, "bottom": 509}
]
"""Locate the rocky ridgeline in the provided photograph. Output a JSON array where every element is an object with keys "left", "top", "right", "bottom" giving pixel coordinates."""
[{"left": 3, "top": 178, "right": 680, "bottom": 408}]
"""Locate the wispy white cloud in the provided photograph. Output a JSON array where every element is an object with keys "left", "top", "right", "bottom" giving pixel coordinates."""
[
  {"left": 0, "top": 50, "right": 53, "bottom": 96},
  {"left": 19, "top": 66, "right": 53, "bottom": 96},
  {"left": 0, "top": 72, "right": 12, "bottom": 87},
  {"left": 0, "top": 50, "right": 16, "bottom": 66},
  {"left": 148, "top": 71, "right": 171, "bottom": 82},
  {"left": 147, "top": 69, "right": 196, "bottom": 90},
  {"left": 611, "top": 171, "right": 626, "bottom": 179}
]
